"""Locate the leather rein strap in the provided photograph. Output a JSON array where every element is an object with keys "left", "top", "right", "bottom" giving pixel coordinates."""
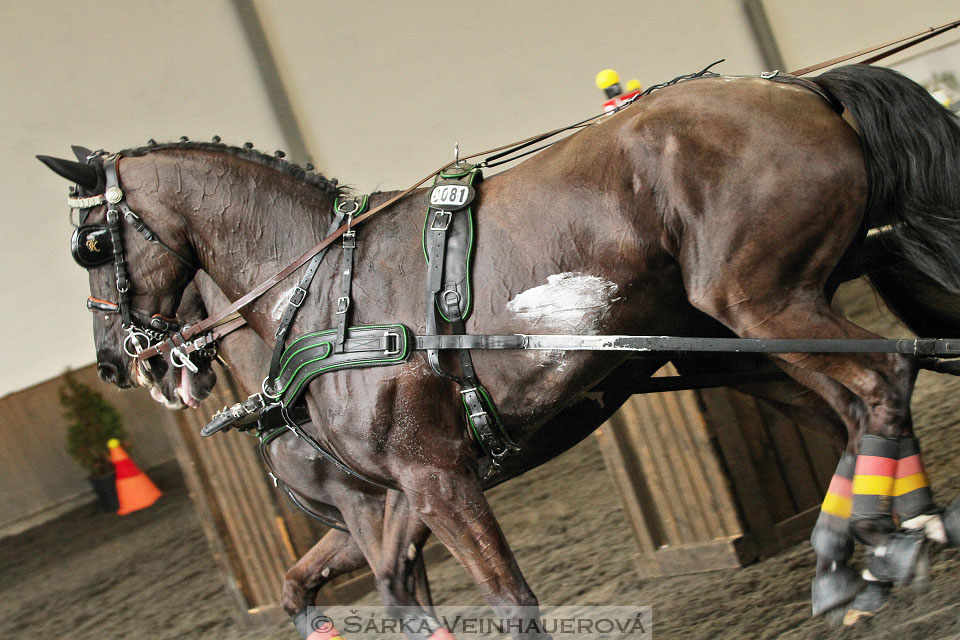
[
  {"left": 137, "top": 20, "right": 960, "bottom": 362},
  {"left": 136, "top": 126, "right": 586, "bottom": 361},
  {"left": 789, "top": 18, "right": 960, "bottom": 76}
]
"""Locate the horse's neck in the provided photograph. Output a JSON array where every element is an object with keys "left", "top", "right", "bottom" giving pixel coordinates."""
[{"left": 155, "top": 152, "right": 337, "bottom": 343}]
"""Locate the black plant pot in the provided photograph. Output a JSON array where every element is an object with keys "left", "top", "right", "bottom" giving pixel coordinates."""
[{"left": 89, "top": 471, "right": 119, "bottom": 512}]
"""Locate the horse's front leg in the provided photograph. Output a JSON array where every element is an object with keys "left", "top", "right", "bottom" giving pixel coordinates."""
[{"left": 284, "top": 528, "right": 367, "bottom": 639}]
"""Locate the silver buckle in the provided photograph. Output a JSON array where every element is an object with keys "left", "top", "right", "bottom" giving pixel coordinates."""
[
  {"left": 336, "top": 198, "right": 361, "bottom": 215},
  {"left": 170, "top": 346, "right": 199, "bottom": 373},
  {"left": 342, "top": 230, "right": 356, "bottom": 249},
  {"left": 383, "top": 331, "right": 402, "bottom": 356},
  {"left": 337, "top": 297, "right": 350, "bottom": 314},
  {"left": 289, "top": 286, "right": 307, "bottom": 307},
  {"left": 442, "top": 289, "right": 461, "bottom": 308},
  {"left": 430, "top": 211, "right": 452, "bottom": 231}
]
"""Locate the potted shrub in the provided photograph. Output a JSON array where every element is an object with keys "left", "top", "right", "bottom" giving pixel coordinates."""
[{"left": 60, "top": 369, "right": 128, "bottom": 512}]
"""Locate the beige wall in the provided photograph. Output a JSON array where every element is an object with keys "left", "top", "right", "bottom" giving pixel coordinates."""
[
  {"left": 764, "top": 1, "right": 959, "bottom": 72},
  {"left": 3, "top": 0, "right": 285, "bottom": 396},
  {"left": 256, "top": 0, "right": 767, "bottom": 191},
  {"left": 6, "top": 1, "right": 958, "bottom": 396}
]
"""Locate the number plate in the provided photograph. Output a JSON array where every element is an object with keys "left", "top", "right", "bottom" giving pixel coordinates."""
[{"left": 425, "top": 181, "right": 475, "bottom": 211}]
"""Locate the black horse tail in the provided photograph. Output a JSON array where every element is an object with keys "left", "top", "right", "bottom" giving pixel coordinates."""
[
  {"left": 866, "top": 256, "right": 960, "bottom": 338},
  {"left": 815, "top": 64, "right": 960, "bottom": 295}
]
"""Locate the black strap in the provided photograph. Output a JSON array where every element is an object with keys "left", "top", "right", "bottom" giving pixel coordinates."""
[
  {"left": 267, "top": 200, "right": 356, "bottom": 382},
  {"left": 335, "top": 227, "right": 356, "bottom": 352},
  {"left": 257, "top": 427, "right": 349, "bottom": 532},
  {"left": 279, "top": 405, "right": 394, "bottom": 490}
]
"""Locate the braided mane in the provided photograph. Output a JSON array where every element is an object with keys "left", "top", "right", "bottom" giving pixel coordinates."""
[{"left": 119, "top": 140, "right": 344, "bottom": 197}]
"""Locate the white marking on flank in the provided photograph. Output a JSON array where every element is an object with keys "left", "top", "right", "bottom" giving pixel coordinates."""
[{"left": 507, "top": 273, "right": 620, "bottom": 332}]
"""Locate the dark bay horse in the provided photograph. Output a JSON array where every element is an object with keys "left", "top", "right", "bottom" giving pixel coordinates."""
[
  {"left": 42, "top": 64, "right": 960, "bottom": 635},
  {"left": 162, "top": 270, "right": 860, "bottom": 630}
]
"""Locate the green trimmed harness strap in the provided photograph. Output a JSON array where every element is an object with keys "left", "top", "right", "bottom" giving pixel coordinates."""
[
  {"left": 274, "top": 323, "right": 410, "bottom": 407},
  {"left": 422, "top": 164, "right": 482, "bottom": 322}
]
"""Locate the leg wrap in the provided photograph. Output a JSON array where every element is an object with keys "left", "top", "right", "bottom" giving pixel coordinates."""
[
  {"left": 850, "top": 434, "right": 899, "bottom": 542},
  {"left": 811, "top": 452, "right": 855, "bottom": 561},
  {"left": 945, "top": 498, "right": 960, "bottom": 548},
  {"left": 811, "top": 452, "right": 863, "bottom": 617},
  {"left": 893, "top": 436, "right": 936, "bottom": 522},
  {"left": 402, "top": 611, "right": 454, "bottom": 640}
]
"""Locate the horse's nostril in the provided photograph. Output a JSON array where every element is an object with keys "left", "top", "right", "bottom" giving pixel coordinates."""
[{"left": 97, "top": 362, "right": 119, "bottom": 384}]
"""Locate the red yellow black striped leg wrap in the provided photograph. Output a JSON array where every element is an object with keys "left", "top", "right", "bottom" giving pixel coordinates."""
[
  {"left": 895, "top": 436, "right": 947, "bottom": 545},
  {"left": 811, "top": 452, "right": 864, "bottom": 618},
  {"left": 812, "top": 452, "right": 855, "bottom": 561},
  {"left": 850, "top": 434, "right": 899, "bottom": 545},
  {"left": 894, "top": 436, "right": 935, "bottom": 521}
]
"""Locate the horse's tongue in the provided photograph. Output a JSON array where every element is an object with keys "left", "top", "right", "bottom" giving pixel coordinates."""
[{"left": 179, "top": 366, "right": 199, "bottom": 408}]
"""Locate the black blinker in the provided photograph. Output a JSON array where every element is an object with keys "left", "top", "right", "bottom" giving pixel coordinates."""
[{"left": 71, "top": 225, "right": 114, "bottom": 268}]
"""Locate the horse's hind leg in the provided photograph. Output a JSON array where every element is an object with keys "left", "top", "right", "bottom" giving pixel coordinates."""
[
  {"left": 725, "top": 375, "right": 864, "bottom": 619},
  {"left": 688, "top": 289, "right": 942, "bottom": 619}
]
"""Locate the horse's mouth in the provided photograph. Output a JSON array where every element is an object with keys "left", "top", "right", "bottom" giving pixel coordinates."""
[
  {"left": 142, "top": 365, "right": 201, "bottom": 409},
  {"left": 177, "top": 366, "right": 201, "bottom": 408}
]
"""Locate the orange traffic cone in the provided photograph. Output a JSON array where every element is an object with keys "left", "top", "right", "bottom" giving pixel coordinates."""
[{"left": 108, "top": 438, "right": 162, "bottom": 515}]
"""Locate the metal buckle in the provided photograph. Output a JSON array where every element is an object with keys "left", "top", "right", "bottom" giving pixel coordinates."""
[
  {"left": 123, "top": 328, "right": 152, "bottom": 357},
  {"left": 442, "top": 289, "right": 461, "bottom": 307},
  {"left": 336, "top": 198, "right": 361, "bottom": 216},
  {"left": 170, "top": 346, "right": 199, "bottom": 374},
  {"left": 430, "top": 211, "right": 452, "bottom": 231},
  {"left": 383, "top": 331, "right": 402, "bottom": 356},
  {"left": 289, "top": 286, "right": 307, "bottom": 307},
  {"left": 337, "top": 297, "right": 350, "bottom": 314},
  {"left": 459, "top": 386, "right": 478, "bottom": 395},
  {"left": 261, "top": 377, "right": 281, "bottom": 401},
  {"left": 342, "top": 230, "right": 356, "bottom": 249}
]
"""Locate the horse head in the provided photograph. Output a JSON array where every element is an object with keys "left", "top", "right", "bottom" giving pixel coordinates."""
[{"left": 39, "top": 149, "right": 198, "bottom": 390}]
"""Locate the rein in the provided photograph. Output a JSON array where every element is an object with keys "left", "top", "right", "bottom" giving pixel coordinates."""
[
  {"left": 789, "top": 19, "right": 960, "bottom": 76},
  {"left": 125, "top": 20, "right": 959, "bottom": 363}
]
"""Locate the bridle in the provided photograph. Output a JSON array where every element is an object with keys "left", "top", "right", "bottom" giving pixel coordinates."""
[{"left": 69, "top": 152, "right": 199, "bottom": 373}]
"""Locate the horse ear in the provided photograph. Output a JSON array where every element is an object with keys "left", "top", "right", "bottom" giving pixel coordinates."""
[
  {"left": 71, "top": 145, "right": 94, "bottom": 162},
  {"left": 36, "top": 155, "right": 99, "bottom": 189}
]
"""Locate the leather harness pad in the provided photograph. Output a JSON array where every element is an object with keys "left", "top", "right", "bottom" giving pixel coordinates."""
[
  {"left": 422, "top": 164, "right": 482, "bottom": 321},
  {"left": 71, "top": 224, "right": 114, "bottom": 268},
  {"left": 274, "top": 324, "right": 409, "bottom": 407}
]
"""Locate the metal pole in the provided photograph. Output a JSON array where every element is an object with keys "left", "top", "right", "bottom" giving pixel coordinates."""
[
  {"left": 231, "top": 0, "right": 313, "bottom": 165},
  {"left": 742, "top": 0, "right": 787, "bottom": 72}
]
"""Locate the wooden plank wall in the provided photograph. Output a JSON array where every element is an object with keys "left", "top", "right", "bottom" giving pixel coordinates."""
[
  {"left": 596, "top": 363, "right": 842, "bottom": 577},
  {"left": 166, "top": 366, "right": 331, "bottom": 621},
  {"left": 0, "top": 364, "right": 176, "bottom": 536}
]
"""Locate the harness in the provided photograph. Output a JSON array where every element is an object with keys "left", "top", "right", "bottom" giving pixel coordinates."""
[
  {"left": 66, "top": 63, "right": 960, "bottom": 503},
  {"left": 69, "top": 152, "right": 196, "bottom": 370}
]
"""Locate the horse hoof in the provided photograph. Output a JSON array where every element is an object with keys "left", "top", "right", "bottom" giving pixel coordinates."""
[
  {"left": 811, "top": 565, "right": 864, "bottom": 617},
  {"left": 944, "top": 498, "right": 960, "bottom": 548},
  {"left": 292, "top": 609, "right": 343, "bottom": 640},
  {"left": 866, "top": 529, "right": 926, "bottom": 585},
  {"left": 823, "top": 606, "right": 846, "bottom": 627},
  {"left": 910, "top": 542, "right": 931, "bottom": 593},
  {"left": 842, "top": 581, "right": 891, "bottom": 626}
]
